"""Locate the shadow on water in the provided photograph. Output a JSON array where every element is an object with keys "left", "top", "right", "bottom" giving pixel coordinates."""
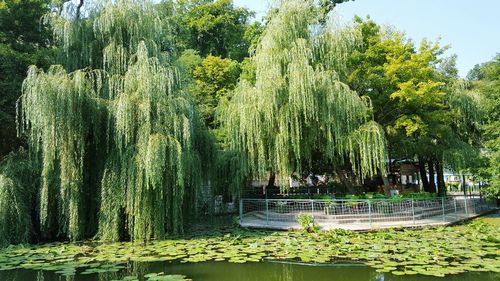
[{"left": 0, "top": 261, "right": 498, "bottom": 281}]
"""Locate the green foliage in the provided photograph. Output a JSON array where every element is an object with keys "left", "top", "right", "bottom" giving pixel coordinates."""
[
  {"left": 22, "top": 65, "right": 103, "bottom": 240},
  {"left": 0, "top": 215, "right": 499, "bottom": 277},
  {"left": 275, "top": 200, "right": 288, "bottom": 213},
  {"left": 173, "top": 0, "right": 253, "bottom": 61},
  {"left": 0, "top": 0, "right": 53, "bottom": 157},
  {"left": 192, "top": 55, "right": 241, "bottom": 128},
  {"left": 349, "top": 21, "right": 450, "bottom": 148},
  {"left": 222, "top": 0, "right": 387, "bottom": 188},
  {"left": 17, "top": 0, "right": 213, "bottom": 243},
  {"left": 318, "top": 0, "right": 353, "bottom": 21},
  {"left": 403, "top": 192, "right": 436, "bottom": 200},
  {"left": 239, "top": 57, "right": 256, "bottom": 84},
  {"left": 335, "top": 192, "right": 435, "bottom": 201},
  {"left": 243, "top": 21, "right": 264, "bottom": 55},
  {"left": 297, "top": 213, "right": 319, "bottom": 233},
  {"left": 213, "top": 150, "right": 247, "bottom": 198},
  {"left": 473, "top": 55, "right": 500, "bottom": 198},
  {"left": 0, "top": 151, "right": 39, "bottom": 246},
  {"left": 347, "top": 18, "right": 482, "bottom": 193},
  {"left": 0, "top": 0, "right": 51, "bottom": 49}
]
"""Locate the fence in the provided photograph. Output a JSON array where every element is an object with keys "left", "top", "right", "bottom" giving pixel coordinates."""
[{"left": 239, "top": 195, "right": 497, "bottom": 230}]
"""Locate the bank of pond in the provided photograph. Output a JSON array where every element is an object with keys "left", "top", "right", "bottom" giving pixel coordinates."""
[{"left": 0, "top": 214, "right": 498, "bottom": 281}]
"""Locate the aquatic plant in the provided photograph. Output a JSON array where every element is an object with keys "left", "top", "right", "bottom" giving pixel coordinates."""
[
  {"left": 0, "top": 215, "right": 498, "bottom": 277},
  {"left": 297, "top": 213, "right": 319, "bottom": 233}
]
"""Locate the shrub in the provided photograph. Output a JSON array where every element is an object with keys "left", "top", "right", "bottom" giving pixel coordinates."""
[
  {"left": 297, "top": 213, "right": 319, "bottom": 233},
  {"left": 275, "top": 200, "right": 288, "bottom": 213}
]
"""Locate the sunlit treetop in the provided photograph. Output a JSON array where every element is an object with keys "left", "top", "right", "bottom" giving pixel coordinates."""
[{"left": 222, "top": 0, "right": 387, "bottom": 186}]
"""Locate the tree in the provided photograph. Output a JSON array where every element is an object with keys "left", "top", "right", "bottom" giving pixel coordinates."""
[
  {"left": 173, "top": 0, "right": 253, "bottom": 61},
  {"left": 167, "top": 0, "right": 260, "bottom": 139},
  {"left": 244, "top": 21, "right": 265, "bottom": 55},
  {"left": 347, "top": 18, "right": 481, "bottom": 195},
  {"left": 222, "top": 0, "right": 387, "bottom": 188},
  {"left": 7, "top": 0, "right": 213, "bottom": 245},
  {"left": 0, "top": 150, "right": 39, "bottom": 246},
  {"left": 192, "top": 55, "right": 241, "bottom": 128},
  {"left": 0, "top": 0, "right": 53, "bottom": 158},
  {"left": 467, "top": 63, "right": 486, "bottom": 81},
  {"left": 471, "top": 55, "right": 500, "bottom": 199}
]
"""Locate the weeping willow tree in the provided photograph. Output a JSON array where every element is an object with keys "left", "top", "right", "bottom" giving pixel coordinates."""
[
  {"left": 439, "top": 81, "right": 483, "bottom": 190},
  {"left": 221, "top": 0, "right": 387, "bottom": 186},
  {"left": 18, "top": 0, "right": 212, "bottom": 242},
  {"left": 0, "top": 151, "right": 39, "bottom": 246}
]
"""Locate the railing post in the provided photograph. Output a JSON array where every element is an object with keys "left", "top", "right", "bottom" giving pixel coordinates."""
[
  {"left": 453, "top": 197, "right": 457, "bottom": 214},
  {"left": 311, "top": 200, "right": 314, "bottom": 214},
  {"left": 441, "top": 197, "right": 446, "bottom": 222},
  {"left": 464, "top": 194, "right": 468, "bottom": 216},
  {"left": 239, "top": 198, "right": 243, "bottom": 224},
  {"left": 411, "top": 199, "right": 415, "bottom": 225},
  {"left": 368, "top": 200, "right": 372, "bottom": 229},
  {"left": 265, "top": 198, "right": 269, "bottom": 225}
]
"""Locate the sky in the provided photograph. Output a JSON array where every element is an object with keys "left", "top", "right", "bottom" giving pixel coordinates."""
[{"left": 234, "top": 0, "right": 500, "bottom": 77}]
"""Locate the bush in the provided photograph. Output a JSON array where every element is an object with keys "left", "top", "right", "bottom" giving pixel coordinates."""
[
  {"left": 363, "top": 192, "right": 385, "bottom": 199},
  {"left": 297, "top": 213, "right": 319, "bottom": 233},
  {"left": 402, "top": 192, "right": 436, "bottom": 200},
  {"left": 482, "top": 184, "right": 499, "bottom": 200},
  {"left": 275, "top": 200, "right": 288, "bottom": 213}
]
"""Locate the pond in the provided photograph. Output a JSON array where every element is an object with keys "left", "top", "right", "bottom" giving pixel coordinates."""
[
  {"left": 0, "top": 214, "right": 498, "bottom": 280},
  {"left": 0, "top": 260, "right": 499, "bottom": 281}
]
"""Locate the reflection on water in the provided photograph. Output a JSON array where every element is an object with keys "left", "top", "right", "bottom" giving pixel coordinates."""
[{"left": 0, "top": 261, "right": 498, "bottom": 281}]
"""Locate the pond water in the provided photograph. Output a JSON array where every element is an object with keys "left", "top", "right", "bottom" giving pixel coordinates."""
[{"left": 0, "top": 261, "right": 498, "bottom": 281}]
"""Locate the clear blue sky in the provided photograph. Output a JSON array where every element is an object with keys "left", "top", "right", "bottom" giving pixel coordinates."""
[{"left": 234, "top": 0, "right": 500, "bottom": 77}]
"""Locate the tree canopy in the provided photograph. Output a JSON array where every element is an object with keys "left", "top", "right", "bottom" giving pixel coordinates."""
[
  {"left": 172, "top": 0, "right": 253, "bottom": 61},
  {"left": 469, "top": 55, "right": 500, "bottom": 198},
  {"left": 347, "top": 17, "right": 481, "bottom": 195},
  {"left": 0, "top": 0, "right": 53, "bottom": 157},
  {"left": 0, "top": 0, "right": 497, "bottom": 248},
  {"left": 10, "top": 0, "right": 213, "bottom": 244},
  {"left": 222, "top": 0, "right": 387, "bottom": 186}
]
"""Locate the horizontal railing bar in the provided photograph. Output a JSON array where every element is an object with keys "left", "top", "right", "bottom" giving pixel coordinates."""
[{"left": 241, "top": 196, "right": 482, "bottom": 203}]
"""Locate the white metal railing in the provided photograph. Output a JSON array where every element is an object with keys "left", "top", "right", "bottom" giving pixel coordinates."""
[{"left": 239, "top": 195, "right": 497, "bottom": 230}]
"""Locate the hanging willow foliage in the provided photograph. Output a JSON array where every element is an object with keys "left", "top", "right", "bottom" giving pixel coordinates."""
[
  {"left": 19, "top": 0, "right": 212, "bottom": 242},
  {"left": 104, "top": 42, "right": 207, "bottom": 240},
  {"left": 21, "top": 65, "right": 104, "bottom": 240},
  {"left": 0, "top": 151, "right": 38, "bottom": 246},
  {"left": 442, "top": 80, "right": 483, "bottom": 172},
  {"left": 221, "top": 0, "right": 387, "bottom": 185}
]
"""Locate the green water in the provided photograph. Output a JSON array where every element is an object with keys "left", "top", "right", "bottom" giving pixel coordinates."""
[{"left": 0, "top": 261, "right": 498, "bottom": 281}]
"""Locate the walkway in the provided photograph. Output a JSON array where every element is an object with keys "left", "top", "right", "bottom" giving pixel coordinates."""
[{"left": 239, "top": 196, "right": 497, "bottom": 231}]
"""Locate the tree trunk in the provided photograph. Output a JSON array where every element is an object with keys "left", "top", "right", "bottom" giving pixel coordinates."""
[
  {"left": 479, "top": 181, "right": 482, "bottom": 199},
  {"left": 435, "top": 159, "right": 446, "bottom": 197},
  {"left": 378, "top": 167, "right": 391, "bottom": 197},
  {"left": 381, "top": 173, "right": 391, "bottom": 197},
  {"left": 335, "top": 168, "right": 356, "bottom": 194},
  {"left": 428, "top": 159, "right": 436, "bottom": 193},
  {"left": 418, "top": 155, "right": 430, "bottom": 192},
  {"left": 462, "top": 174, "right": 467, "bottom": 196},
  {"left": 266, "top": 170, "right": 276, "bottom": 190},
  {"left": 76, "top": 0, "right": 84, "bottom": 19}
]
